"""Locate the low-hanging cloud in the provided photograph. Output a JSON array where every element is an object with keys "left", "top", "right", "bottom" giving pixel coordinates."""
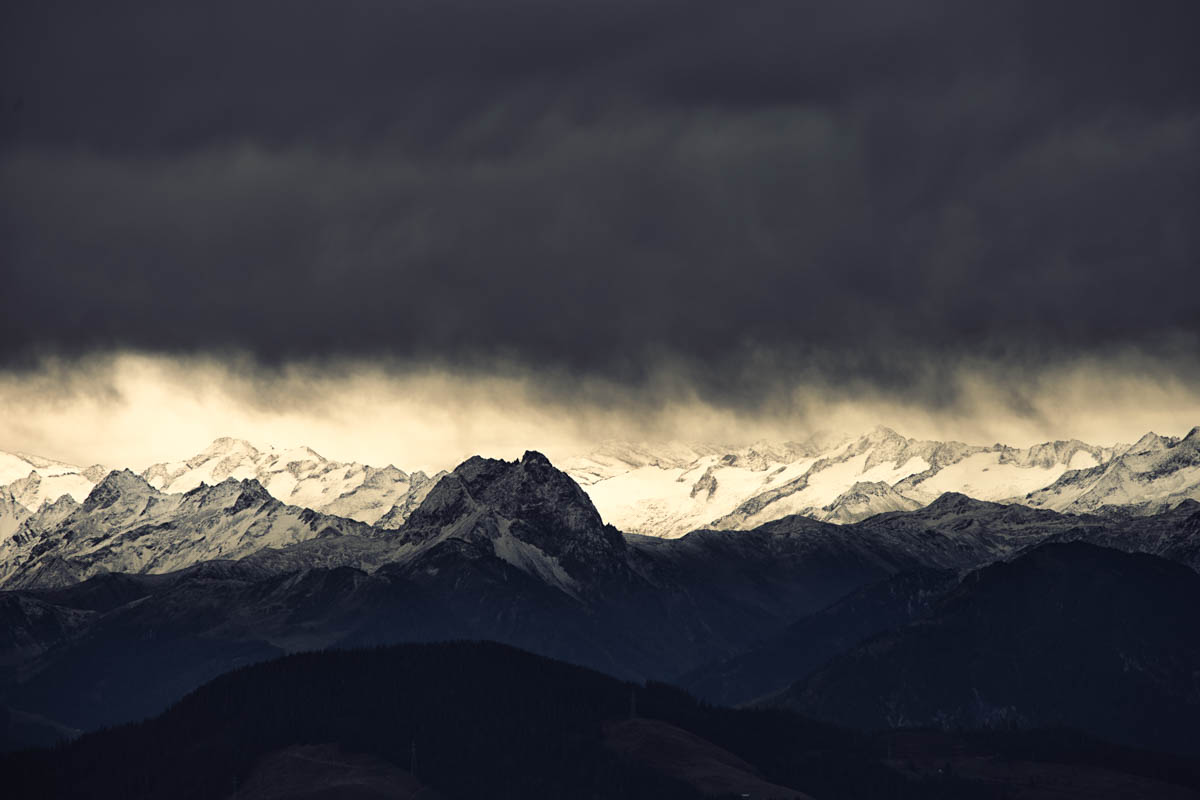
[
  {"left": 1, "top": 0, "right": 1198, "bottom": 434},
  {"left": 0, "top": 351, "right": 1196, "bottom": 472}
]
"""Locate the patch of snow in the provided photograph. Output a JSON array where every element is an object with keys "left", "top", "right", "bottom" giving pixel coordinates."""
[
  {"left": 490, "top": 519, "right": 579, "bottom": 595},
  {"left": 907, "top": 453, "right": 1071, "bottom": 502}
]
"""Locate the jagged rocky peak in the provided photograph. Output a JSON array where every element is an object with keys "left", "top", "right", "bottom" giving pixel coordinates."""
[
  {"left": 3, "top": 470, "right": 40, "bottom": 503},
  {"left": 415, "top": 451, "right": 604, "bottom": 531},
  {"left": 42, "top": 494, "right": 80, "bottom": 513},
  {"left": 1128, "top": 431, "right": 1170, "bottom": 455},
  {"left": 403, "top": 451, "right": 625, "bottom": 571},
  {"left": 35, "top": 493, "right": 80, "bottom": 520},
  {"left": 142, "top": 437, "right": 263, "bottom": 484},
  {"left": 690, "top": 466, "right": 719, "bottom": 499},
  {"left": 854, "top": 426, "right": 929, "bottom": 470},
  {"left": 234, "top": 476, "right": 273, "bottom": 498},
  {"left": 198, "top": 436, "right": 262, "bottom": 460},
  {"left": 82, "top": 469, "right": 158, "bottom": 512},
  {"left": 402, "top": 470, "right": 472, "bottom": 526},
  {"left": 189, "top": 477, "right": 276, "bottom": 512},
  {"left": 865, "top": 424, "right": 904, "bottom": 442},
  {"left": 358, "top": 464, "right": 410, "bottom": 488}
]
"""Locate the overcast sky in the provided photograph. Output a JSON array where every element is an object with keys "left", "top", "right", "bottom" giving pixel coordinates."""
[{"left": 2, "top": 1, "right": 1198, "bottom": 468}]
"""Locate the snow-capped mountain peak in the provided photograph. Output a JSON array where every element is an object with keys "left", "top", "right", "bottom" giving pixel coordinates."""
[
  {"left": 1, "top": 438, "right": 440, "bottom": 531},
  {"left": 814, "top": 481, "right": 923, "bottom": 524},
  {"left": 0, "top": 449, "right": 108, "bottom": 510},
  {"left": 1025, "top": 427, "right": 1200, "bottom": 515},
  {"left": 140, "top": 438, "right": 424, "bottom": 525},
  {"left": 4, "top": 425, "right": 1199, "bottom": 543},
  {"left": 1126, "top": 431, "right": 1171, "bottom": 456},
  {"left": 563, "top": 426, "right": 1133, "bottom": 537},
  {"left": 194, "top": 435, "right": 262, "bottom": 461},
  {"left": 82, "top": 469, "right": 159, "bottom": 513},
  {"left": 0, "top": 487, "right": 31, "bottom": 541},
  {"left": 145, "top": 437, "right": 267, "bottom": 490},
  {"left": 0, "top": 471, "right": 371, "bottom": 589}
]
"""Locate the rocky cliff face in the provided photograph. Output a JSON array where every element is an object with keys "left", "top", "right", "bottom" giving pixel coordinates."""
[{"left": 398, "top": 451, "right": 628, "bottom": 591}]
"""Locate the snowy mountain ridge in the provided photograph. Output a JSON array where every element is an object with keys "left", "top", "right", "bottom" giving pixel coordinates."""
[
  {"left": 2, "top": 444, "right": 1199, "bottom": 598},
  {"left": 140, "top": 437, "right": 443, "bottom": 525},
  {"left": 1024, "top": 426, "right": 1200, "bottom": 514},
  {"left": 0, "top": 450, "right": 108, "bottom": 512},
  {"left": 0, "top": 468, "right": 372, "bottom": 588},
  {"left": 2, "top": 425, "right": 1198, "bottom": 542},
  {"left": 566, "top": 426, "right": 1124, "bottom": 536}
]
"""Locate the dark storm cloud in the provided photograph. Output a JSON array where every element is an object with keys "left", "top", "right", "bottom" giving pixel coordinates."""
[{"left": 2, "top": 0, "right": 1199, "bottom": 411}]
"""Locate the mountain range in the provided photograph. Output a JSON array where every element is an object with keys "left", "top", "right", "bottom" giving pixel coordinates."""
[
  {"left": 0, "top": 437, "right": 443, "bottom": 528},
  {"left": 0, "top": 469, "right": 372, "bottom": 589},
  {"left": 2, "top": 429, "right": 1200, "bottom": 786},
  {"left": 4, "top": 426, "right": 1199, "bottom": 593},
  {"left": 1, "top": 443, "right": 1198, "bottom": 761},
  {"left": 4, "top": 425, "right": 1200, "bottom": 543},
  {"left": 563, "top": 426, "right": 1200, "bottom": 535}
]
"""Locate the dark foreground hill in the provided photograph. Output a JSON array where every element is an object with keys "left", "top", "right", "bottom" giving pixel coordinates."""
[
  {"left": 5, "top": 641, "right": 1200, "bottom": 800},
  {"left": 682, "top": 567, "right": 960, "bottom": 706},
  {"left": 774, "top": 542, "right": 1200, "bottom": 756}
]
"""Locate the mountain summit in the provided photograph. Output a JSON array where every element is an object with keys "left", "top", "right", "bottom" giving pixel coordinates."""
[
  {"left": 81, "top": 469, "right": 158, "bottom": 513},
  {"left": 399, "top": 451, "right": 626, "bottom": 591}
]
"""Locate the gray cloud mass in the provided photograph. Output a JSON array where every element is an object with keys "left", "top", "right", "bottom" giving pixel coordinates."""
[{"left": 2, "top": 0, "right": 1198, "bottom": 416}]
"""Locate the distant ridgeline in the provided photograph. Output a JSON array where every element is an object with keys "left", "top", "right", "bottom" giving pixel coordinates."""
[{"left": 4, "top": 425, "right": 1199, "bottom": 540}]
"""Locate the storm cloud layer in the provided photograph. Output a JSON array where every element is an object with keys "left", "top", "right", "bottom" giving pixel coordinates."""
[{"left": 2, "top": 0, "right": 1199, "bottom": 415}]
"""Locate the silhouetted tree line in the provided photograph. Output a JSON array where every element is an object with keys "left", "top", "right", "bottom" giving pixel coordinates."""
[{"left": 3, "top": 641, "right": 1194, "bottom": 799}]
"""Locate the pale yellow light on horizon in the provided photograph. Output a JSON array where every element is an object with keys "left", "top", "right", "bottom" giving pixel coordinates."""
[{"left": 0, "top": 351, "right": 1197, "bottom": 472}]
